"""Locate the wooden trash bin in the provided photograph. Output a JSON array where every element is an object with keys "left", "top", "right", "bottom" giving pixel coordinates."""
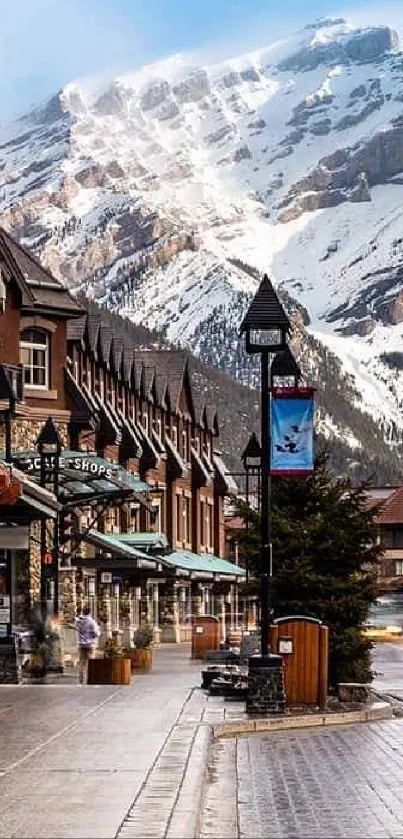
[
  {"left": 191, "top": 615, "right": 220, "bottom": 660},
  {"left": 270, "top": 616, "right": 329, "bottom": 708}
]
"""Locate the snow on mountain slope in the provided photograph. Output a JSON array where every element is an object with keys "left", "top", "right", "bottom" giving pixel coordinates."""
[{"left": 2, "top": 16, "right": 403, "bottom": 470}]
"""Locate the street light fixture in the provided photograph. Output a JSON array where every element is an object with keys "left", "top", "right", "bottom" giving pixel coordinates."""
[
  {"left": 241, "top": 432, "right": 262, "bottom": 629},
  {"left": 271, "top": 346, "right": 302, "bottom": 389},
  {"left": 240, "top": 275, "right": 290, "bottom": 664}
]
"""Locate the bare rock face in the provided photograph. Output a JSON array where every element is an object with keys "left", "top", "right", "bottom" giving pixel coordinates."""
[
  {"left": 240, "top": 67, "right": 260, "bottom": 82},
  {"left": 155, "top": 98, "right": 180, "bottom": 121},
  {"left": 280, "top": 120, "right": 403, "bottom": 220},
  {"left": 140, "top": 79, "right": 171, "bottom": 111},
  {"left": 75, "top": 163, "right": 106, "bottom": 189},
  {"left": 222, "top": 71, "right": 241, "bottom": 88},
  {"left": 94, "top": 83, "right": 128, "bottom": 117},
  {"left": 338, "top": 318, "right": 376, "bottom": 336},
  {"left": 105, "top": 160, "right": 125, "bottom": 179},
  {"left": 233, "top": 145, "right": 252, "bottom": 162},
  {"left": 172, "top": 68, "right": 210, "bottom": 103},
  {"left": 344, "top": 27, "right": 399, "bottom": 62},
  {"left": 350, "top": 172, "right": 371, "bottom": 203},
  {"left": 335, "top": 98, "right": 384, "bottom": 131},
  {"left": 389, "top": 292, "right": 403, "bottom": 324},
  {"left": 279, "top": 26, "right": 398, "bottom": 73},
  {"left": 310, "top": 119, "right": 332, "bottom": 135}
]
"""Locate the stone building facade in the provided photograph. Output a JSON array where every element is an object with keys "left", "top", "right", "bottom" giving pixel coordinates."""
[{"left": 0, "top": 227, "right": 244, "bottom": 650}]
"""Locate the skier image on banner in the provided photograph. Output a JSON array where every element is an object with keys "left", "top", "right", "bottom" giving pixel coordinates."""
[
  {"left": 275, "top": 421, "right": 311, "bottom": 455},
  {"left": 271, "top": 394, "right": 314, "bottom": 474}
]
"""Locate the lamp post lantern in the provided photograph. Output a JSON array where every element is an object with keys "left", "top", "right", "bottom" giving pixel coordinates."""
[
  {"left": 240, "top": 275, "right": 291, "bottom": 661},
  {"left": 271, "top": 346, "right": 302, "bottom": 389}
]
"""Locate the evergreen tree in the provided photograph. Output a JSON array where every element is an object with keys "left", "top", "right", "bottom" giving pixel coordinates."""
[{"left": 234, "top": 452, "right": 382, "bottom": 687}]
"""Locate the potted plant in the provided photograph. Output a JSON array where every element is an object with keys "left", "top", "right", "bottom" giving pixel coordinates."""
[
  {"left": 128, "top": 624, "right": 154, "bottom": 672},
  {"left": 88, "top": 632, "right": 131, "bottom": 685}
]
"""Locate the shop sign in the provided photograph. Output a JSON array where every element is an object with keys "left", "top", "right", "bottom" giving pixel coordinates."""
[
  {"left": 0, "top": 526, "right": 29, "bottom": 550},
  {"left": 14, "top": 454, "right": 114, "bottom": 480}
]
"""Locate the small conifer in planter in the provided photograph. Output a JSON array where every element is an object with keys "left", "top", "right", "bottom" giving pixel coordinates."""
[
  {"left": 88, "top": 633, "right": 131, "bottom": 685},
  {"left": 129, "top": 624, "right": 154, "bottom": 672}
]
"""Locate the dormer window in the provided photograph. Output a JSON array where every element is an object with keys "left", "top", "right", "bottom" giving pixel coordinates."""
[{"left": 20, "top": 328, "right": 49, "bottom": 388}]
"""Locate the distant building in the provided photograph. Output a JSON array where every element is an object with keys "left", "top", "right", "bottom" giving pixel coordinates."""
[{"left": 368, "top": 487, "right": 403, "bottom": 592}]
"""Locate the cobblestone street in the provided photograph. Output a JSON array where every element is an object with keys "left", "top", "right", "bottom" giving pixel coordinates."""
[{"left": 201, "top": 720, "right": 403, "bottom": 838}]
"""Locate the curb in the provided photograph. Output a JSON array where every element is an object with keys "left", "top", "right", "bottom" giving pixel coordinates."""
[
  {"left": 212, "top": 700, "right": 392, "bottom": 739},
  {"left": 167, "top": 724, "right": 212, "bottom": 839}
]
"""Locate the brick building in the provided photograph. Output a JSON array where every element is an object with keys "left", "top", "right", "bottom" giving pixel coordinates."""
[
  {"left": 368, "top": 487, "right": 403, "bottom": 592},
  {"left": 0, "top": 227, "right": 244, "bottom": 662}
]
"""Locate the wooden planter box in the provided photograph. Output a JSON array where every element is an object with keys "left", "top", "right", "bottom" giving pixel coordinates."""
[
  {"left": 87, "top": 657, "right": 131, "bottom": 685},
  {"left": 128, "top": 649, "right": 153, "bottom": 673}
]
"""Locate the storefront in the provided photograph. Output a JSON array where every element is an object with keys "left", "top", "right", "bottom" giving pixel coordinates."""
[{"left": 0, "top": 463, "right": 60, "bottom": 681}]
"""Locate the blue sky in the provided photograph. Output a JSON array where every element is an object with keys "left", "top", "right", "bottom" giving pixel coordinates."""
[{"left": 1, "top": 0, "right": 401, "bottom": 119}]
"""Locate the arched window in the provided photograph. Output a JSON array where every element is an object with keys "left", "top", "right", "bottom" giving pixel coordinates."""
[{"left": 19, "top": 328, "right": 49, "bottom": 388}]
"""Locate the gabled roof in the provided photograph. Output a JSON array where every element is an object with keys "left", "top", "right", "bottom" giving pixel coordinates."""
[
  {"left": 66, "top": 303, "right": 219, "bottom": 431},
  {"left": 239, "top": 274, "right": 290, "bottom": 333},
  {"left": 112, "top": 336, "right": 124, "bottom": 379},
  {"left": 99, "top": 326, "right": 113, "bottom": 369},
  {"left": 152, "top": 350, "right": 188, "bottom": 413},
  {"left": 141, "top": 365, "right": 155, "bottom": 401},
  {"left": 0, "top": 227, "right": 82, "bottom": 318},
  {"left": 373, "top": 487, "right": 403, "bottom": 525},
  {"left": 122, "top": 346, "right": 135, "bottom": 386}
]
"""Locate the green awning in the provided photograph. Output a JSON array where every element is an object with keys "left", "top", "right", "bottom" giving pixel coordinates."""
[
  {"left": 83, "top": 530, "right": 157, "bottom": 567},
  {"left": 116, "top": 532, "right": 168, "bottom": 549},
  {"left": 160, "top": 550, "right": 245, "bottom": 579}
]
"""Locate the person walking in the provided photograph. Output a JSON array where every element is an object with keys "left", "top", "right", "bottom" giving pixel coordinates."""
[{"left": 76, "top": 605, "right": 100, "bottom": 684}]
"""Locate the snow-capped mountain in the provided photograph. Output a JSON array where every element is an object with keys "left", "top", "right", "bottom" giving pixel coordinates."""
[{"left": 2, "top": 16, "right": 403, "bottom": 474}]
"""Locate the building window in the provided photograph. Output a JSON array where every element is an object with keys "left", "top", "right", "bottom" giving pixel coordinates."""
[
  {"left": 171, "top": 424, "right": 178, "bottom": 449},
  {"left": 105, "top": 507, "right": 119, "bottom": 533},
  {"left": 176, "top": 494, "right": 182, "bottom": 543},
  {"left": 184, "top": 495, "right": 191, "bottom": 544},
  {"left": 20, "top": 328, "right": 49, "bottom": 388},
  {"left": 154, "top": 416, "right": 162, "bottom": 439},
  {"left": 129, "top": 503, "right": 140, "bottom": 533},
  {"left": 142, "top": 411, "right": 149, "bottom": 434},
  {"left": 205, "top": 502, "right": 214, "bottom": 550},
  {"left": 181, "top": 427, "right": 190, "bottom": 462},
  {"left": 383, "top": 530, "right": 403, "bottom": 548},
  {"left": 152, "top": 500, "right": 161, "bottom": 532},
  {"left": 396, "top": 560, "right": 403, "bottom": 576}
]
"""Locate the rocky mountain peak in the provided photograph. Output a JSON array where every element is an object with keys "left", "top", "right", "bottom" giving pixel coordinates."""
[{"left": 2, "top": 17, "right": 403, "bottom": 475}]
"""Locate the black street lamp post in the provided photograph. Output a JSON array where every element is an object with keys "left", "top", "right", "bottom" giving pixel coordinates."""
[
  {"left": 241, "top": 432, "right": 261, "bottom": 628},
  {"left": 240, "top": 275, "right": 292, "bottom": 715},
  {"left": 240, "top": 275, "right": 291, "bottom": 658},
  {"left": 36, "top": 418, "right": 62, "bottom": 618}
]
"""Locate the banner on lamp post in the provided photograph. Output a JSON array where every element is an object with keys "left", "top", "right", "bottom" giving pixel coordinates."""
[{"left": 270, "top": 387, "right": 315, "bottom": 476}]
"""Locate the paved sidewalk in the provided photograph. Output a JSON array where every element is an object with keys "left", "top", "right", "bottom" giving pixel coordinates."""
[
  {"left": 0, "top": 646, "right": 207, "bottom": 839},
  {"left": 200, "top": 720, "right": 403, "bottom": 838}
]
